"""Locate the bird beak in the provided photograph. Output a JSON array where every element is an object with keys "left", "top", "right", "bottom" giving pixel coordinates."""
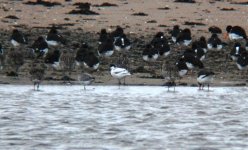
[{"left": 223, "top": 33, "right": 228, "bottom": 40}]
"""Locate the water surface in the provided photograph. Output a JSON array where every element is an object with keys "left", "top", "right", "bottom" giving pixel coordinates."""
[{"left": 0, "top": 85, "right": 248, "bottom": 150}]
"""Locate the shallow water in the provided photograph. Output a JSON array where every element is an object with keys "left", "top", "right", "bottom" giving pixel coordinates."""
[{"left": 0, "top": 85, "right": 248, "bottom": 150}]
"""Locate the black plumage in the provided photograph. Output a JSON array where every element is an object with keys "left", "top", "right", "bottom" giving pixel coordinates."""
[
  {"left": 46, "top": 26, "right": 66, "bottom": 45},
  {"left": 142, "top": 44, "right": 159, "bottom": 62},
  {"left": 207, "top": 34, "right": 223, "bottom": 50},
  {"left": 208, "top": 26, "right": 222, "bottom": 34},
  {"left": 176, "top": 28, "right": 192, "bottom": 46},
  {"left": 226, "top": 25, "right": 247, "bottom": 40},
  {"left": 10, "top": 29, "right": 28, "bottom": 46},
  {"left": 170, "top": 25, "right": 181, "bottom": 43},
  {"left": 31, "top": 36, "right": 48, "bottom": 58},
  {"left": 180, "top": 53, "right": 204, "bottom": 69},
  {"left": 98, "top": 38, "right": 114, "bottom": 57}
]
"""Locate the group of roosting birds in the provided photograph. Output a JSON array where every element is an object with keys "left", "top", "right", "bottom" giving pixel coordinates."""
[{"left": 0, "top": 24, "right": 247, "bottom": 91}]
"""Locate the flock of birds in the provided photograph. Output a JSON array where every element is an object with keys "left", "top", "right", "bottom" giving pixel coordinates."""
[{"left": 0, "top": 24, "right": 248, "bottom": 91}]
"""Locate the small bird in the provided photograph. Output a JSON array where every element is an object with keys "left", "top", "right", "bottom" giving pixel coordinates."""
[
  {"left": 82, "top": 51, "right": 100, "bottom": 70},
  {"left": 207, "top": 33, "right": 223, "bottom": 50},
  {"left": 114, "top": 34, "right": 131, "bottom": 52},
  {"left": 230, "top": 42, "right": 246, "bottom": 61},
  {"left": 78, "top": 72, "right": 95, "bottom": 90},
  {"left": 75, "top": 43, "right": 99, "bottom": 70},
  {"left": 183, "top": 48, "right": 206, "bottom": 61},
  {"left": 197, "top": 70, "right": 215, "bottom": 91},
  {"left": 226, "top": 25, "right": 247, "bottom": 40},
  {"left": 192, "top": 36, "right": 207, "bottom": 53},
  {"left": 98, "top": 28, "right": 109, "bottom": 45},
  {"left": 180, "top": 53, "right": 204, "bottom": 70},
  {"left": 208, "top": 26, "right": 222, "bottom": 34},
  {"left": 44, "top": 49, "right": 61, "bottom": 69},
  {"left": 46, "top": 26, "right": 66, "bottom": 46},
  {"left": 151, "top": 32, "right": 167, "bottom": 45},
  {"left": 176, "top": 59, "right": 189, "bottom": 78},
  {"left": 59, "top": 50, "right": 75, "bottom": 75},
  {"left": 176, "top": 28, "right": 192, "bottom": 46},
  {"left": 151, "top": 32, "right": 171, "bottom": 58},
  {"left": 110, "top": 64, "right": 131, "bottom": 88},
  {"left": 5, "top": 48, "right": 24, "bottom": 75},
  {"left": 31, "top": 36, "right": 49, "bottom": 58},
  {"left": 236, "top": 51, "right": 248, "bottom": 71},
  {"left": 162, "top": 62, "right": 177, "bottom": 92},
  {"left": 170, "top": 25, "right": 181, "bottom": 43},
  {"left": 29, "top": 63, "right": 45, "bottom": 91},
  {"left": 10, "top": 29, "right": 28, "bottom": 47},
  {"left": 98, "top": 38, "right": 114, "bottom": 57},
  {"left": 110, "top": 26, "right": 124, "bottom": 42},
  {"left": 142, "top": 44, "right": 159, "bottom": 62}
]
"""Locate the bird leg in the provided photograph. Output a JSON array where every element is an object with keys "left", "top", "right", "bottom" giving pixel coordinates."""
[
  {"left": 118, "top": 79, "right": 121, "bottom": 89},
  {"left": 198, "top": 83, "right": 202, "bottom": 90},
  {"left": 84, "top": 85, "right": 86, "bottom": 91},
  {"left": 37, "top": 82, "right": 40, "bottom": 91},
  {"left": 123, "top": 77, "right": 126, "bottom": 85},
  {"left": 34, "top": 82, "right": 36, "bottom": 91}
]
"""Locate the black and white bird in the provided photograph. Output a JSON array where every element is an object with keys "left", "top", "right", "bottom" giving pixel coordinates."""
[
  {"left": 98, "top": 28, "right": 109, "bottom": 45},
  {"left": 170, "top": 25, "right": 181, "bottom": 43},
  {"left": 184, "top": 48, "right": 205, "bottom": 61},
  {"left": 208, "top": 26, "right": 222, "bottom": 34},
  {"left": 78, "top": 72, "right": 95, "bottom": 90},
  {"left": 31, "top": 36, "right": 48, "bottom": 58},
  {"left": 151, "top": 32, "right": 171, "bottom": 58},
  {"left": 75, "top": 43, "right": 100, "bottom": 70},
  {"left": 176, "top": 59, "right": 189, "bottom": 78},
  {"left": 142, "top": 44, "right": 159, "bottom": 62},
  {"left": 98, "top": 38, "right": 114, "bottom": 57},
  {"left": 46, "top": 26, "right": 66, "bottom": 46},
  {"left": 151, "top": 32, "right": 167, "bottom": 45},
  {"left": 226, "top": 25, "right": 247, "bottom": 40},
  {"left": 230, "top": 42, "right": 246, "bottom": 61},
  {"left": 114, "top": 34, "right": 131, "bottom": 52},
  {"left": 207, "top": 33, "right": 223, "bottom": 50},
  {"left": 10, "top": 29, "right": 28, "bottom": 47},
  {"left": 110, "top": 26, "right": 124, "bottom": 42},
  {"left": 180, "top": 53, "right": 204, "bottom": 70},
  {"left": 44, "top": 49, "right": 61, "bottom": 69},
  {"left": 29, "top": 63, "right": 45, "bottom": 91},
  {"left": 82, "top": 52, "right": 100, "bottom": 70},
  {"left": 110, "top": 64, "right": 131, "bottom": 88},
  {"left": 236, "top": 51, "right": 248, "bottom": 71},
  {"left": 197, "top": 70, "right": 215, "bottom": 91},
  {"left": 158, "top": 42, "right": 171, "bottom": 58},
  {"left": 192, "top": 36, "right": 207, "bottom": 53},
  {"left": 176, "top": 28, "right": 192, "bottom": 46}
]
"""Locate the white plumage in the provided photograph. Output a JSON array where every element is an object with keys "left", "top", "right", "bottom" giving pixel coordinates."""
[
  {"left": 110, "top": 64, "right": 131, "bottom": 87},
  {"left": 110, "top": 65, "right": 131, "bottom": 79}
]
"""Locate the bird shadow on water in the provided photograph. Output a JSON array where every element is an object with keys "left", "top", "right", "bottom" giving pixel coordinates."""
[{"left": 198, "top": 89, "right": 214, "bottom": 93}]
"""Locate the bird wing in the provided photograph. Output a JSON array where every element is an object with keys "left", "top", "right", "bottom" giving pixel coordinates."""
[{"left": 112, "top": 67, "right": 130, "bottom": 75}]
